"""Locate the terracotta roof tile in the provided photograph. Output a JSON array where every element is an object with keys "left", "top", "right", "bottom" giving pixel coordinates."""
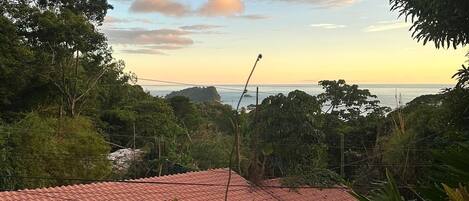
[{"left": 0, "top": 169, "right": 357, "bottom": 201}]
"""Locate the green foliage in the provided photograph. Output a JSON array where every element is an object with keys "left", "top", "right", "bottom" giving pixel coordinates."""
[
  {"left": 453, "top": 64, "right": 469, "bottom": 89},
  {"left": 111, "top": 98, "right": 196, "bottom": 178},
  {"left": 419, "top": 142, "right": 469, "bottom": 201},
  {"left": 0, "top": 113, "right": 111, "bottom": 190},
  {"left": 255, "top": 90, "right": 329, "bottom": 183},
  {"left": 351, "top": 169, "right": 405, "bottom": 201},
  {"left": 318, "top": 79, "right": 388, "bottom": 120},
  {"left": 168, "top": 96, "right": 202, "bottom": 132},
  {"left": 190, "top": 132, "right": 232, "bottom": 169},
  {"left": 317, "top": 80, "right": 388, "bottom": 181},
  {"left": 441, "top": 88, "right": 469, "bottom": 134},
  {"left": 389, "top": 0, "right": 469, "bottom": 49},
  {"left": 1, "top": 0, "right": 116, "bottom": 117},
  {"left": 282, "top": 164, "right": 343, "bottom": 188},
  {"left": 0, "top": 0, "right": 239, "bottom": 191},
  {"left": 442, "top": 184, "right": 469, "bottom": 201},
  {"left": 369, "top": 88, "right": 469, "bottom": 200},
  {"left": 0, "top": 16, "right": 34, "bottom": 115},
  {"left": 197, "top": 102, "right": 236, "bottom": 134}
]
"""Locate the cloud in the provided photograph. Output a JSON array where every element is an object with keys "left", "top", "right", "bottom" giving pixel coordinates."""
[
  {"left": 121, "top": 45, "right": 187, "bottom": 54},
  {"left": 129, "top": 0, "right": 191, "bottom": 16},
  {"left": 105, "top": 28, "right": 194, "bottom": 45},
  {"left": 104, "top": 16, "right": 128, "bottom": 23},
  {"left": 364, "top": 20, "right": 411, "bottom": 32},
  {"left": 149, "top": 45, "right": 187, "bottom": 50},
  {"left": 104, "top": 16, "right": 153, "bottom": 24},
  {"left": 179, "top": 24, "right": 223, "bottom": 30},
  {"left": 235, "top": 14, "right": 270, "bottom": 20},
  {"left": 129, "top": 0, "right": 245, "bottom": 17},
  {"left": 104, "top": 28, "right": 194, "bottom": 54},
  {"left": 310, "top": 23, "right": 346, "bottom": 29},
  {"left": 122, "top": 49, "right": 166, "bottom": 55},
  {"left": 199, "top": 0, "right": 244, "bottom": 16},
  {"left": 270, "top": 0, "right": 357, "bottom": 8}
]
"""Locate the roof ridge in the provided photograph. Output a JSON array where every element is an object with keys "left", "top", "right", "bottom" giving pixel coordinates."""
[
  {"left": 133, "top": 168, "right": 229, "bottom": 182},
  {"left": 13, "top": 168, "right": 230, "bottom": 192}
]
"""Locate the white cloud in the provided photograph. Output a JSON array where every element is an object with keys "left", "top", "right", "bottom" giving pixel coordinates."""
[
  {"left": 122, "top": 49, "right": 166, "bottom": 55},
  {"left": 105, "top": 28, "right": 193, "bottom": 45},
  {"left": 310, "top": 23, "right": 346, "bottom": 29},
  {"left": 235, "top": 14, "right": 270, "bottom": 20},
  {"left": 104, "top": 24, "right": 225, "bottom": 55},
  {"left": 129, "top": 0, "right": 191, "bottom": 16},
  {"left": 104, "top": 28, "right": 194, "bottom": 55},
  {"left": 104, "top": 16, "right": 153, "bottom": 24},
  {"left": 179, "top": 24, "right": 223, "bottom": 30},
  {"left": 364, "top": 20, "right": 411, "bottom": 32},
  {"left": 129, "top": 0, "right": 245, "bottom": 17},
  {"left": 199, "top": 0, "right": 244, "bottom": 16},
  {"left": 270, "top": 0, "right": 358, "bottom": 8}
]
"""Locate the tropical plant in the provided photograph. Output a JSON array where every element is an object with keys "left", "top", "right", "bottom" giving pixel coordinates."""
[
  {"left": 351, "top": 169, "right": 405, "bottom": 201},
  {"left": 389, "top": 0, "right": 469, "bottom": 49},
  {"left": 442, "top": 184, "right": 469, "bottom": 201},
  {"left": 453, "top": 65, "right": 469, "bottom": 89},
  {"left": 0, "top": 113, "right": 111, "bottom": 190},
  {"left": 418, "top": 142, "right": 469, "bottom": 201}
]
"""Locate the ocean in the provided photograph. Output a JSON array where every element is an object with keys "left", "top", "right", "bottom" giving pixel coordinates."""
[{"left": 145, "top": 84, "right": 453, "bottom": 109}]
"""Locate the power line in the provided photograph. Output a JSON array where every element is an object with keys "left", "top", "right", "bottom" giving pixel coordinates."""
[
  {"left": 137, "top": 78, "right": 277, "bottom": 95},
  {"left": 330, "top": 132, "right": 441, "bottom": 171}
]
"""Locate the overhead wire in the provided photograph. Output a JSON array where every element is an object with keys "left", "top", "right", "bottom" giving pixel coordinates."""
[{"left": 137, "top": 78, "right": 278, "bottom": 95}]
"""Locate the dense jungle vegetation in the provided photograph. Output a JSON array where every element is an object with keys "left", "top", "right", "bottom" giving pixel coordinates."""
[{"left": 0, "top": 0, "right": 468, "bottom": 200}]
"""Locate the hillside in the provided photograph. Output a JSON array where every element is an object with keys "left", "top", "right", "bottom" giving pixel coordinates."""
[{"left": 165, "top": 86, "right": 221, "bottom": 103}]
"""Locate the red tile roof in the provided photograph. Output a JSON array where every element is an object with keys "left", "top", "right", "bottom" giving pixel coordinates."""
[
  {"left": 0, "top": 169, "right": 357, "bottom": 201},
  {"left": 260, "top": 179, "right": 356, "bottom": 201}
]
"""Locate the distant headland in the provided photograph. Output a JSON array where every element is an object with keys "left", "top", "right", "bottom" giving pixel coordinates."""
[{"left": 165, "top": 86, "right": 221, "bottom": 103}]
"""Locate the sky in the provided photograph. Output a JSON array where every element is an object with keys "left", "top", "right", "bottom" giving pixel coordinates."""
[{"left": 102, "top": 0, "right": 467, "bottom": 85}]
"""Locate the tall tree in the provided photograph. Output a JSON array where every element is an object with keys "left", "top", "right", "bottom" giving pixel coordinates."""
[
  {"left": 254, "top": 90, "right": 341, "bottom": 186},
  {"left": 389, "top": 0, "right": 469, "bottom": 49},
  {"left": 318, "top": 79, "right": 385, "bottom": 121},
  {"left": 1, "top": 0, "right": 113, "bottom": 117}
]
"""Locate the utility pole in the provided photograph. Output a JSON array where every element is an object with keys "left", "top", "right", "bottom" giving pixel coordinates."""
[
  {"left": 133, "top": 123, "right": 136, "bottom": 151},
  {"left": 225, "top": 54, "right": 262, "bottom": 201},
  {"left": 133, "top": 122, "right": 136, "bottom": 179},
  {"left": 253, "top": 87, "right": 261, "bottom": 182},
  {"left": 340, "top": 133, "right": 345, "bottom": 178}
]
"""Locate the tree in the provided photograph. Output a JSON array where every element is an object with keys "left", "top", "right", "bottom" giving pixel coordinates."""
[
  {"left": 317, "top": 80, "right": 389, "bottom": 180},
  {"left": 0, "top": 15, "right": 45, "bottom": 121},
  {"left": 389, "top": 0, "right": 469, "bottom": 49},
  {"left": 318, "top": 79, "right": 386, "bottom": 121},
  {"left": 452, "top": 53, "right": 469, "bottom": 88},
  {"left": 389, "top": 0, "right": 469, "bottom": 91},
  {"left": 168, "top": 96, "right": 202, "bottom": 132},
  {"left": 197, "top": 102, "right": 236, "bottom": 134},
  {"left": 0, "top": 113, "right": 111, "bottom": 190},
  {"left": 131, "top": 98, "right": 192, "bottom": 176},
  {"left": 254, "top": 90, "right": 340, "bottom": 186},
  {"left": 419, "top": 142, "right": 469, "bottom": 201},
  {"left": 351, "top": 169, "right": 405, "bottom": 201},
  {"left": 1, "top": 0, "right": 114, "bottom": 117},
  {"left": 189, "top": 131, "right": 232, "bottom": 170}
]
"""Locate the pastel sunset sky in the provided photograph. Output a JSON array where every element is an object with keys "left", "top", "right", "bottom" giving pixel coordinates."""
[{"left": 102, "top": 0, "right": 467, "bottom": 85}]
